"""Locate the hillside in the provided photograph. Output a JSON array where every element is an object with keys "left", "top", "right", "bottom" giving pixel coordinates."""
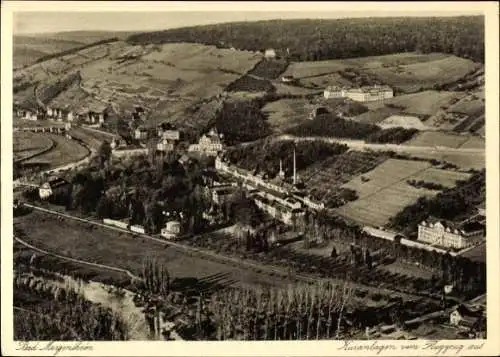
[
  {"left": 127, "top": 16, "right": 484, "bottom": 63},
  {"left": 14, "top": 36, "right": 84, "bottom": 68},
  {"left": 14, "top": 32, "right": 130, "bottom": 69}
]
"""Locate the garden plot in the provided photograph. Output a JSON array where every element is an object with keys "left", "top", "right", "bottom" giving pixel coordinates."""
[
  {"left": 335, "top": 159, "right": 472, "bottom": 226},
  {"left": 13, "top": 132, "right": 53, "bottom": 161}
]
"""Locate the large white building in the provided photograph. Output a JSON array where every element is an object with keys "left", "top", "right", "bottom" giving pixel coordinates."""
[
  {"left": 188, "top": 128, "right": 224, "bottom": 156},
  {"left": 417, "top": 217, "right": 485, "bottom": 250},
  {"left": 323, "top": 85, "right": 393, "bottom": 102}
]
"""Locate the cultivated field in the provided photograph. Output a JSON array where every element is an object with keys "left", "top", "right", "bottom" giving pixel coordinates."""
[
  {"left": 384, "top": 91, "right": 464, "bottom": 117},
  {"left": 13, "top": 119, "right": 65, "bottom": 128},
  {"left": 404, "top": 131, "right": 479, "bottom": 149},
  {"left": 364, "top": 56, "right": 481, "bottom": 93},
  {"left": 13, "top": 132, "right": 53, "bottom": 162},
  {"left": 14, "top": 210, "right": 294, "bottom": 290},
  {"left": 352, "top": 107, "right": 401, "bottom": 125},
  {"left": 14, "top": 41, "right": 262, "bottom": 129},
  {"left": 283, "top": 52, "right": 450, "bottom": 79},
  {"left": 300, "top": 151, "right": 389, "bottom": 203},
  {"left": 23, "top": 134, "right": 89, "bottom": 168},
  {"left": 335, "top": 159, "right": 471, "bottom": 227},
  {"left": 378, "top": 115, "right": 428, "bottom": 130}
]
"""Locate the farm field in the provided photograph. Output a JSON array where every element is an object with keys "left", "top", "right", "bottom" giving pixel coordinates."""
[
  {"left": 14, "top": 41, "right": 262, "bottom": 127},
  {"left": 352, "top": 107, "right": 401, "bottom": 125},
  {"left": 335, "top": 159, "right": 471, "bottom": 227},
  {"left": 282, "top": 52, "right": 450, "bottom": 79},
  {"left": 459, "top": 136, "right": 485, "bottom": 149},
  {"left": 13, "top": 132, "right": 53, "bottom": 161},
  {"left": 404, "top": 131, "right": 477, "bottom": 149},
  {"left": 261, "top": 98, "right": 311, "bottom": 133},
  {"left": 23, "top": 134, "right": 89, "bottom": 168},
  {"left": 384, "top": 91, "right": 464, "bottom": 117},
  {"left": 378, "top": 115, "right": 428, "bottom": 130},
  {"left": 364, "top": 56, "right": 481, "bottom": 93},
  {"left": 14, "top": 210, "right": 294, "bottom": 290}
]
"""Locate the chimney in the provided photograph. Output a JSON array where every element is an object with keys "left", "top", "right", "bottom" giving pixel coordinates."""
[{"left": 293, "top": 148, "right": 297, "bottom": 185}]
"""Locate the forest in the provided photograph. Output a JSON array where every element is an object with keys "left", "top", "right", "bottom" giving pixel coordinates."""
[
  {"left": 214, "top": 100, "right": 272, "bottom": 145},
  {"left": 286, "top": 114, "right": 418, "bottom": 144},
  {"left": 389, "top": 169, "right": 486, "bottom": 236},
  {"left": 127, "top": 16, "right": 484, "bottom": 63},
  {"left": 224, "top": 139, "right": 349, "bottom": 177}
]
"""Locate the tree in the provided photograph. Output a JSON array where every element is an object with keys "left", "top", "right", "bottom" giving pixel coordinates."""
[
  {"left": 330, "top": 247, "right": 337, "bottom": 259},
  {"left": 98, "top": 141, "right": 112, "bottom": 167}
]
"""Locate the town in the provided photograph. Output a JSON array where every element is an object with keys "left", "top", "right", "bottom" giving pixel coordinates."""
[{"left": 10, "top": 11, "right": 488, "bottom": 344}]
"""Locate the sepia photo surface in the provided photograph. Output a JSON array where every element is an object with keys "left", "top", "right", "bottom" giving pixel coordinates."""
[{"left": 1, "top": 1, "right": 499, "bottom": 356}]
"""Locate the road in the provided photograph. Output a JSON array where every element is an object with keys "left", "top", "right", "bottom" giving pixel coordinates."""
[{"left": 276, "top": 134, "right": 485, "bottom": 157}]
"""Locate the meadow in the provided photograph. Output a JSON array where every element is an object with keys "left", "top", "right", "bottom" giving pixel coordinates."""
[{"left": 404, "top": 131, "right": 478, "bottom": 149}]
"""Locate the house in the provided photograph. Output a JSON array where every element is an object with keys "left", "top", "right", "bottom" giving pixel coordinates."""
[
  {"left": 264, "top": 49, "right": 277, "bottom": 59},
  {"left": 450, "top": 305, "right": 480, "bottom": 329},
  {"left": 157, "top": 138, "right": 175, "bottom": 152},
  {"left": 161, "top": 221, "right": 183, "bottom": 240},
  {"left": 158, "top": 123, "right": 181, "bottom": 141},
  {"left": 188, "top": 128, "right": 224, "bottom": 156},
  {"left": 39, "top": 177, "right": 71, "bottom": 200},
  {"left": 135, "top": 127, "right": 149, "bottom": 140},
  {"left": 418, "top": 217, "right": 485, "bottom": 249}
]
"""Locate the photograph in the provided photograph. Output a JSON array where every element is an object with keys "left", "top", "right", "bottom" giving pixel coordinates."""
[{"left": 1, "top": 1, "right": 499, "bottom": 356}]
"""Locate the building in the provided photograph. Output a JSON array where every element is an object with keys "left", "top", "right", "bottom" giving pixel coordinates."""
[
  {"left": 39, "top": 177, "right": 71, "bottom": 200},
  {"left": 135, "top": 127, "right": 149, "bottom": 140},
  {"left": 323, "top": 85, "right": 393, "bottom": 102},
  {"left": 188, "top": 128, "right": 224, "bottom": 156},
  {"left": 344, "top": 85, "right": 393, "bottom": 102},
  {"left": 161, "top": 221, "right": 183, "bottom": 240},
  {"left": 264, "top": 49, "right": 276, "bottom": 59},
  {"left": 281, "top": 76, "right": 295, "bottom": 83},
  {"left": 324, "top": 86, "right": 345, "bottom": 99},
  {"left": 209, "top": 184, "right": 238, "bottom": 205},
  {"left": 417, "top": 217, "right": 485, "bottom": 250},
  {"left": 157, "top": 123, "right": 181, "bottom": 141},
  {"left": 450, "top": 305, "right": 481, "bottom": 329},
  {"left": 253, "top": 194, "right": 305, "bottom": 225},
  {"left": 157, "top": 138, "right": 175, "bottom": 152}
]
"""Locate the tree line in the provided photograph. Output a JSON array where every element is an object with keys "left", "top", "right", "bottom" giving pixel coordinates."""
[
  {"left": 127, "top": 16, "right": 484, "bottom": 63},
  {"left": 286, "top": 114, "right": 418, "bottom": 144},
  {"left": 224, "top": 139, "right": 349, "bottom": 178}
]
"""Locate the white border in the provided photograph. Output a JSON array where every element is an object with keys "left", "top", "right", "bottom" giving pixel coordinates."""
[{"left": 2, "top": 2, "right": 499, "bottom": 356}]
